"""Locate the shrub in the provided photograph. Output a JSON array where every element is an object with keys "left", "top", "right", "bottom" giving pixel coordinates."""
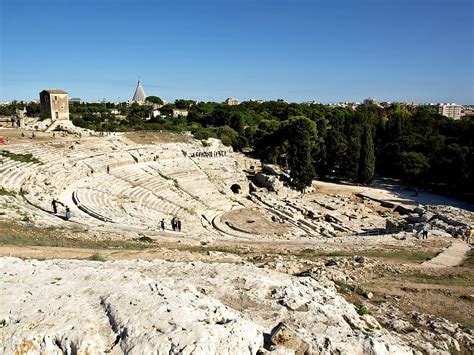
[
  {"left": 0, "top": 188, "right": 15, "bottom": 196},
  {"left": 355, "top": 304, "right": 369, "bottom": 316},
  {"left": 88, "top": 253, "right": 106, "bottom": 262},
  {"left": 137, "top": 236, "right": 154, "bottom": 243}
]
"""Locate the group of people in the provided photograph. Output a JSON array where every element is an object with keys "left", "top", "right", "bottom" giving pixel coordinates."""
[
  {"left": 189, "top": 150, "right": 227, "bottom": 158},
  {"left": 52, "top": 131, "right": 71, "bottom": 138},
  {"left": 52, "top": 199, "right": 71, "bottom": 221},
  {"left": 160, "top": 217, "right": 182, "bottom": 232},
  {"left": 98, "top": 132, "right": 117, "bottom": 137}
]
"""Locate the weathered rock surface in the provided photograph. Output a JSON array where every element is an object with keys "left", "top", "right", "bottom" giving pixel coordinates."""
[{"left": 1, "top": 257, "right": 422, "bottom": 354}]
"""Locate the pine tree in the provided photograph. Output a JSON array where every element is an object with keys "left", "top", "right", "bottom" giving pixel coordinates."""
[{"left": 357, "top": 125, "right": 375, "bottom": 184}]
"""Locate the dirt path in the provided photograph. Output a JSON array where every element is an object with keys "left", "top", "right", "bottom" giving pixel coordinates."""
[{"left": 421, "top": 240, "right": 471, "bottom": 268}]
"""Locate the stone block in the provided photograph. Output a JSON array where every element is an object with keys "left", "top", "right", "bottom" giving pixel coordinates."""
[
  {"left": 386, "top": 218, "right": 400, "bottom": 232},
  {"left": 269, "top": 322, "right": 310, "bottom": 355}
]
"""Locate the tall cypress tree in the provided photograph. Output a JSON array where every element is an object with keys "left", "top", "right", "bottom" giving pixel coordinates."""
[
  {"left": 357, "top": 125, "right": 375, "bottom": 184},
  {"left": 286, "top": 116, "right": 318, "bottom": 191},
  {"left": 345, "top": 125, "right": 362, "bottom": 180}
]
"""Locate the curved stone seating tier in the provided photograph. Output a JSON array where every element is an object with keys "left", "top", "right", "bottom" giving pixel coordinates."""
[
  {"left": 74, "top": 188, "right": 135, "bottom": 224},
  {"left": 2, "top": 141, "right": 246, "bottom": 233},
  {"left": 73, "top": 185, "right": 200, "bottom": 228},
  {"left": 150, "top": 159, "right": 234, "bottom": 211},
  {"left": 5, "top": 141, "right": 141, "bottom": 167},
  {"left": 82, "top": 152, "right": 136, "bottom": 173},
  {"left": 5, "top": 145, "right": 70, "bottom": 165},
  {"left": 108, "top": 163, "right": 210, "bottom": 212},
  {"left": 70, "top": 166, "right": 205, "bottom": 227},
  {"left": 127, "top": 186, "right": 183, "bottom": 216},
  {"left": 0, "top": 158, "right": 39, "bottom": 191}
]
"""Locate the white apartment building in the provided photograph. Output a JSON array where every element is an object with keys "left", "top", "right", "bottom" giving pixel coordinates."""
[
  {"left": 225, "top": 97, "right": 239, "bottom": 106},
  {"left": 172, "top": 108, "right": 188, "bottom": 118},
  {"left": 438, "top": 104, "right": 462, "bottom": 120}
]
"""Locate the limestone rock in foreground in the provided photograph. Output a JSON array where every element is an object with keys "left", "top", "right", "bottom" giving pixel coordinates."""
[
  {"left": 0, "top": 257, "right": 423, "bottom": 354},
  {"left": 0, "top": 258, "right": 262, "bottom": 354}
]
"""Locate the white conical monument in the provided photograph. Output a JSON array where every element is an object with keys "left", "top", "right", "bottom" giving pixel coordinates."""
[{"left": 132, "top": 80, "right": 146, "bottom": 104}]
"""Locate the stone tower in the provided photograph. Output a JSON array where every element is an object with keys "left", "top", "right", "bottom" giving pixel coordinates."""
[{"left": 39, "top": 90, "right": 69, "bottom": 120}]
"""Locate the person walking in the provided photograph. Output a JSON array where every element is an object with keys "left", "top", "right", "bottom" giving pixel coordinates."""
[
  {"left": 171, "top": 217, "right": 176, "bottom": 231},
  {"left": 177, "top": 219, "right": 182, "bottom": 232},
  {"left": 422, "top": 223, "right": 429, "bottom": 239},
  {"left": 52, "top": 199, "right": 58, "bottom": 214},
  {"left": 464, "top": 227, "right": 473, "bottom": 244},
  {"left": 160, "top": 218, "right": 165, "bottom": 232},
  {"left": 65, "top": 206, "right": 71, "bottom": 221}
]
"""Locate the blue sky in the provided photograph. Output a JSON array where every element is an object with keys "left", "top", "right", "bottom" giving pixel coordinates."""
[{"left": 1, "top": 0, "right": 473, "bottom": 103}]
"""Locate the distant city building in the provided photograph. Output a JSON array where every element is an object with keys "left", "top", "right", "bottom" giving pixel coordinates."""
[
  {"left": 363, "top": 97, "right": 378, "bottom": 106},
  {"left": 172, "top": 108, "right": 189, "bottom": 118},
  {"left": 438, "top": 103, "right": 462, "bottom": 120},
  {"left": 146, "top": 109, "right": 161, "bottom": 120},
  {"left": 39, "top": 89, "right": 69, "bottom": 120},
  {"left": 225, "top": 97, "right": 239, "bottom": 106},
  {"left": 461, "top": 106, "right": 474, "bottom": 118},
  {"left": 131, "top": 80, "right": 146, "bottom": 104},
  {"left": 69, "top": 97, "right": 82, "bottom": 105}
]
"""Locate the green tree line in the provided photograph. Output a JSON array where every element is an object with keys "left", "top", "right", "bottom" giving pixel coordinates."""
[{"left": 2, "top": 99, "right": 472, "bottom": 195}]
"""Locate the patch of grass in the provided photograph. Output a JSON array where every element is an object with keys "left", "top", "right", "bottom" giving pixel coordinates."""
[
  {"left": 361, "top": 250, "right": 436, "bottom": 262},
  {"left": 296, "top": 249, "right": 354, "bottom": 258},
  {"left": 294, "top": 248, "right": 437, "bottom": 263},
  {"left": 136, "top": 236, "right": 154, "bottom": 243},
  {"left": 180, "top": 245, "right": 243, "bottom": 256},
  {"left": 326, "top": 251, "right": 353, "bottom": 257},
  {"left": 334, "top": 279, "right": 354, "bottom": 294},
  {"left": 403, "top": 270, "right": 473, "bottom": 287},
  {"left": 0, "top": 150, "right": 41, "bottom": 164},
  {"left": 355, "top": 304, "right": 369, "bottom": 316},
  {"left": 0, "top": 224, "right": 153, "bottom": 250},
  {"left": 157, "top": 171, "right": 171, "bottom": 181},
  {"left": 88, "top": 253, "right": 106, "bottom": 262},
  {"left": 157, "top": 172, "right": 181, "bottom": 190},
  {"left": 0, "top": 188, "right": 16, "bottom": 196},
  {"left": 461, "top": 248, "right": 474, "bottom": 268},
  {"left": 334, "top": 279, "right": 367, "bottom": 297}
]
